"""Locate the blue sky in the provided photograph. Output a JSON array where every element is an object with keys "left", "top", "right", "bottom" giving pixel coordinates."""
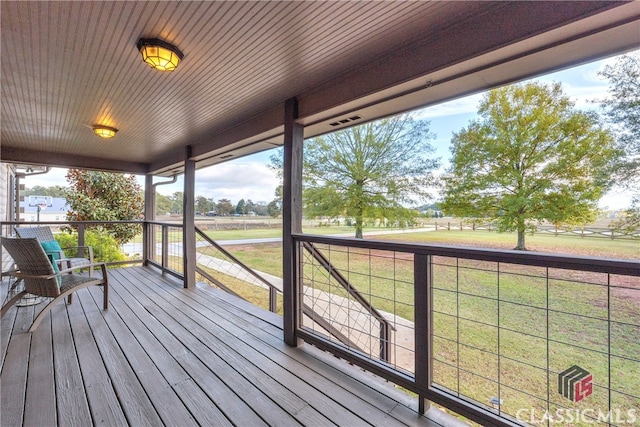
[{"left": 24, "top": 51, "right": 636, "bottom": 210}]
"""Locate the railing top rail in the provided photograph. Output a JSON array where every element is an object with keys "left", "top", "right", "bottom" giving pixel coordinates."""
[
  {"left": 144, "top": 220, "right": 184, "bottom": 227},
  {"left": 293, "top": 233, "right": 640, "bottom": 276},
  {"left": 195, "top": 226, "right": 280, "bottom": 293},
  {"left": 1, "top": 220, "right": 144, "bottom": 226}
]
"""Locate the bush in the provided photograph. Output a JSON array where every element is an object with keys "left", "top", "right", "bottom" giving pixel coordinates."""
[{"left": 55, "top": 229, "right": 126, "bottom": 264}]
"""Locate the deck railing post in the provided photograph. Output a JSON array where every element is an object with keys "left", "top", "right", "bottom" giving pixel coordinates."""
[
  {"left": 269, "top": 287, "right": 277, "bottom": 313},
  {"left": 414, "top": 253, "right": 432, "bottom": 414},
  {"left": 161, "top": 225, "right": 169, "bottom": 273},
  {"left": 380, "top": 321, "right": 390, "bottom": 362},
  {"left": 283, "top": 97, "right": 304, "bottom": 347},
  {"left": 77, "top": 223, "right": 85, "bottom": 254},
  {"left": 143, "top": 174, "right": 154, "bottom": 266}
]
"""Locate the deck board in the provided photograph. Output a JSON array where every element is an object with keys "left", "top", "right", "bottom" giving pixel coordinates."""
[
  {"left": 24, "top": 313, "right": 55, "bottom": 427},
  {"left": 50, "top": 302, "right": 93, "bottom": 427},
  {"left": 1, "top": 266, "right": 446, "bottom": 427}
]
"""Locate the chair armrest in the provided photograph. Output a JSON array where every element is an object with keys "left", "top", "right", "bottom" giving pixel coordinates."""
[
  {"left": 58, "top": 262, "right": 106, "bottom": 276},
  {"left": 7, "top": 262, "right": 107, "bottom": 280}
]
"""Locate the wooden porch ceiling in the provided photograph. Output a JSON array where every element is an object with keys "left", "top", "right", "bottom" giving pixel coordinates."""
[
  {"left": 1, "top": 266, "right": 448, "bottom": 426},
  {"left": 1, "top": 1, "right": 639, "bottom": 176}
]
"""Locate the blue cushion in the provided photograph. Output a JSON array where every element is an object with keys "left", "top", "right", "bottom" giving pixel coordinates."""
[
  {"left": 40, "top": 240, "right": 62, "bottom": 260},
  {"left": 41, "top": 241, "right": 62, "bottom": 286}
]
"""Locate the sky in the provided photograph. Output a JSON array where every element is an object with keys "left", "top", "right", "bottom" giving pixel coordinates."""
[{"left": 22, "top": 50, "right": 636, "bottom": 210}]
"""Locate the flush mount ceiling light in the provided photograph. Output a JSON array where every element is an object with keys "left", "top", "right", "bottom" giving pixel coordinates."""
[
  {"left": 92, "top": 125, "right": 118, "bottom": 139},
  {"left": 136, "top": 38, "right": 184, "bottom": 72}
]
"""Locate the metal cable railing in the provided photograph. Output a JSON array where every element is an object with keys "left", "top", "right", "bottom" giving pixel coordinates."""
[
  {"left": 293, "top": 233, "right": 640, "bottom": 427},
  {"left": 302, "top": 241, "right": 392, "bottom": 362},
  {"left": 194, "top": 227, "right": 279, "bottom": 312}
]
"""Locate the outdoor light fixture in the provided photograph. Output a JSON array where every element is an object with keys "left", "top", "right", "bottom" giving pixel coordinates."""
[
  {"left": 92, "top": 125, "right": 118, "bottom": 139},
  {"left": 136, "top": 38, "right": 184, "bottom": 72}
]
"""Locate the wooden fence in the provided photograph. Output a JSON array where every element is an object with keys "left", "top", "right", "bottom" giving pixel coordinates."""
[{"left": 432, "top": 221, "right": 639, "bottom": 240}]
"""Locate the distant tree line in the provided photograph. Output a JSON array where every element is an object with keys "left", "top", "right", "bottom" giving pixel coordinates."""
[
  {"left": 155, "top": 191, "right": 281, "bottom": 217},
  {"left": 24, "top": 185, "right": 283, "bottom": 219}
]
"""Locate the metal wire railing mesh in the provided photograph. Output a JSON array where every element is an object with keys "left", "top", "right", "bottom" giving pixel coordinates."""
[
  {"left": 300, "top": 242, "right": 414, "bottom": 373},
  {"left": 194, "top": 228, "right": 281, "bottom": 313},
  {"left": 431, "top": 257, "right": 640, "bottom": 425},
  {"left": 148, "top": 223, "right": 184, "bottom": 275}
]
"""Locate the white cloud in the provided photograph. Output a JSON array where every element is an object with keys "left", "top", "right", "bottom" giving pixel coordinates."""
[
  {"left": 598, "top": 188, "right": 633, "bottom": 211},
  {"left": 414, "top": 94, "right": 483, "bottom": 120},
  {"left": 192, "top": 161, "right": 279, "bottom": 204},
  {"left": 20, "top": 167, "right": 69, "bottom": 188}
]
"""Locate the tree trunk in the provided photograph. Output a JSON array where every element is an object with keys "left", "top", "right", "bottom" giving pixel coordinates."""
[
  {"left": 354, "top": 182, "right": 364, "bottom": 239},
  {"left": 515, "top": 227, "right": 527, "bottom": 250},
  {"left": 355, "top": 215, "right": 363, "bottom": 239}
]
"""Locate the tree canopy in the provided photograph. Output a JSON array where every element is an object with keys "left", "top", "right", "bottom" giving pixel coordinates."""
[
  {"left": 273, "top": 113, "right": 439, "bottom": 238},
  {"left": 599, "top": 52, "right": 640, "bottom": 231},
  {"left": 24, "top": 185, "right": 66, "bottom": 198},
  {"left": 441, "top": 82, "right": 617, "bottom": 250},
  {"left": 64, "top": 170, "right": 144, "bottom": 244}
]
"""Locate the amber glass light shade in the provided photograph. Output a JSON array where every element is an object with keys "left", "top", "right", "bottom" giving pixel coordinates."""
[
  {"left": 92, "top": 125, "right": 118, "bottom": 139},
  {"left": 137, "top": 38, "right": 184, "bottom": 72}
]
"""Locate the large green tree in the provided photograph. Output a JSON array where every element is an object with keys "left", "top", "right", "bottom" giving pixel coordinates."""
[
  {"left": 599, "top": 52, "right": 640, "bottom": 231},
  {"left": 273, "top": 114, "right": 438, "bottom": 238},
  {"left": 64, "top": 170, "right": 144, "bottom": 244},
  {"left": 442, "top": 82, "right": 617, "bottom": 250}
]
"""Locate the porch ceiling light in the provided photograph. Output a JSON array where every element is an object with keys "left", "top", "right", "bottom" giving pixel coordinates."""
[
  {"left": 136, "top": 38, "right": 184, "bottom": 72},
  {"left": 92, "top": 125, "right": 118, "bottom": 139}
]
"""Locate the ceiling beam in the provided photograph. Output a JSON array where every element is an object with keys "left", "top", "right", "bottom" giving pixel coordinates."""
[{"left": 1, "top": 147, "right": 149, "bottom": 174}]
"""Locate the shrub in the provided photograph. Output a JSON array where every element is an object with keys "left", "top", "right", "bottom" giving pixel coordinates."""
[{"left": 55, "top": 229, "right": 126, "bottom": 264}]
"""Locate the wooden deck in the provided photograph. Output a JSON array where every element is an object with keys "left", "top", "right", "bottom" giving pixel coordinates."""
[{"left": 1, "top": 266, "right": 449, "bottom": 427}]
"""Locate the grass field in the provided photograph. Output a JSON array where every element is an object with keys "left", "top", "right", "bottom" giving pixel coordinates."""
[{"left": 198, "top": 228, "right": 638, "bottom": 425}]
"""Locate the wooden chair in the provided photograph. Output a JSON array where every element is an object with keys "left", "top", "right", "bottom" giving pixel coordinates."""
[
  {"left": 1, "top": 237, "right": 109, "bottom": 332},
  {"left": 14, "top": 226, "right": 94, "bottom": 275}
]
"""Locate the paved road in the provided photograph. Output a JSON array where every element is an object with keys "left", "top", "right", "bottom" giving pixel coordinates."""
[
  {"left": 121, "top": 227, "right": 435, "bottom": 254},
  {"left": 214, "top": 227, "right": 436, "bottom": 246}
]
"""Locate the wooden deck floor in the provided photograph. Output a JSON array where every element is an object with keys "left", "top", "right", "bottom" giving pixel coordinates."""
[{"left": 1, "top": 266, "right": 448, "bottom": 427}]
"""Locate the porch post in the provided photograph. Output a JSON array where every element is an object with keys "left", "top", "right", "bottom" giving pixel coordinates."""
[
  {"left": 283, "top": 97, "right": 303, "bottom": 346},
  {"left": 143, "top": 174, "right": 154, "bottom": 266},
  {"left": 415, "top": 253, "right": 432, "bottom": 414},
  {"left": 183, "top": 146, "right": 196, "bottom": 289}
]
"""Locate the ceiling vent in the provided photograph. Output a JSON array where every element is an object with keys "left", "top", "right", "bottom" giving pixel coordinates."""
[
  {"left": 219, "top": 154, "right": 233, "bottom": 159},
  {"left": 329, "top": 115, "right": 363, "bottom": 127}
]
